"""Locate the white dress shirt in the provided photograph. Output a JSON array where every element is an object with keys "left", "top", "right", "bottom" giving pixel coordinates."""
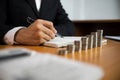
[{"left": 4, "top": 0, "right": 41, "bottom": 45}]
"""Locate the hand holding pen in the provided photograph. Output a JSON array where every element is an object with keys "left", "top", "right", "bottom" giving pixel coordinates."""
[
  {"left": 14, "top": 17, "right": 57, "bottom": 45},
  {"left": 27, "top": 17, "right": 63, "bottom": 37}
]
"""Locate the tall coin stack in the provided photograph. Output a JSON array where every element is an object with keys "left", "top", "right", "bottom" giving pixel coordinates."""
[
  {"left": 97, "top": 30, "right": 103, "bottom": 47},
  {"left": 74, "top": 40, "right": 82, "bottom": 52},
  {"left": 91, "top": 32, "right": 98, "bottom": 48},
  {"left": 81, "top": 37, "right": 88, "bottom": 50},
  {"left": 87, "top": 35, "right": 93, "bottom": 49}
]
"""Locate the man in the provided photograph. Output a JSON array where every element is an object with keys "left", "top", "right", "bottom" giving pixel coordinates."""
[{"left": 0, "top": 0, "right": 75, "bottom": 45}]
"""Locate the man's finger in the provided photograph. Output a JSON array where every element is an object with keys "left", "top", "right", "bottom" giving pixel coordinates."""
[
  {"left": 37, "top": 31, "right": 52, "bottom": 41},
  {"left": 40, "top": 25, "right": 55, "bottom": 38},
  {"left": 35, "top": 19, "right": 57, "bottom": 33}
]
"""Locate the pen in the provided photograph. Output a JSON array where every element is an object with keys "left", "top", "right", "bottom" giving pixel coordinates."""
[
  {"left": 0, "top": 49, "right": 31, "bottom": 61},
  {"left": 27, "top": 17, "right": 63, "bottom": 37},
  {"left": 0, "top": 52, "right": 29, "bottom": 61}
]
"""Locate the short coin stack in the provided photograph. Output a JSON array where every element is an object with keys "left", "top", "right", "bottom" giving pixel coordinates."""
[
  {"left": 58, "top": 48, "right": 67, "bottom": 55},
  {"left": 67, "top": 44, "right": 75, "bottom": 54},
  {"left": 74, "top": 40, "right": 82, "bottom": 52},
  {"left": 81, "top": 37, "right": 88, "bottom": 50}
]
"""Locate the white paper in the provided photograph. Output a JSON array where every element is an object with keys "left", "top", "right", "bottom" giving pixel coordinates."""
[
  {"left": 43, "top": 37, "right": 82, "bottom": 48},
  {"left": 0, "top": 48, "right": 104, "bottom": 80}
]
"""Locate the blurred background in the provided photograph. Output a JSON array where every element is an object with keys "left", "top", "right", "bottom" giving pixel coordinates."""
[{"left": 61, "top": 0, "right": 120, "bottom": 36}]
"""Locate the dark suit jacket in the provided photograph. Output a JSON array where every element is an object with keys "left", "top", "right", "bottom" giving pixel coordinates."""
[{"left": 0, "top": 0, "right": 75, "bottom": 44}]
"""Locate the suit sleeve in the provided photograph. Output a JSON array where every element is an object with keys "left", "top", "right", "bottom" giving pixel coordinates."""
[
  {"left": 54, "top": 0, "right": 75, "bottom": 36},
  {"left": 0, "top": 0, "right": 14, "bottom": 44}
]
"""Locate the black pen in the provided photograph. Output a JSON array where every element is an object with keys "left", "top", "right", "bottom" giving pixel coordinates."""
[
  {"left": 0, "top": 49, "right": 31, "bottom": 61},
  {"left": 27, "top": 17, "right": 63, "bottom": 37}
]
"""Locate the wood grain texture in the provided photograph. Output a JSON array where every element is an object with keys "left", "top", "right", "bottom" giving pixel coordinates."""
[{"left": 0, "top": 40, "right": 120, "bottom": 80}]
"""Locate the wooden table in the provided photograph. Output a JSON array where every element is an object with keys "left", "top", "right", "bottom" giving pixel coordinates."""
[{"left": 0, "top": 39, "right": 120, "bottom": 80}]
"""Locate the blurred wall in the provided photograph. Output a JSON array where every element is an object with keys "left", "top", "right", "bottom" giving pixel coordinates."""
[{"left": 60, "top": 0, "right": 120, "bottom": 20}]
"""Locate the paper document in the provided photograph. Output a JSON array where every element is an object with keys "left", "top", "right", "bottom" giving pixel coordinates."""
[
  {"left": 0, "top": 48, "right": 104, "bottom": 80},
  {"left": 43, "top": 37, "right": 82, "bottom": 47}
]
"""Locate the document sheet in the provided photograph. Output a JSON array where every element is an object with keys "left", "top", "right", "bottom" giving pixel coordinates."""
[
  {"left": 0, "top": 48, "right": 104, "bottom": 80},
  {"left": 43, "top": 37, "right": 82, "bottom": 47}
]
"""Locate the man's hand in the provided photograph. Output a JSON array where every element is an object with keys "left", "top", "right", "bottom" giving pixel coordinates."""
[{"left": 15, "top": 19, "right": 57, "bottom": 45}]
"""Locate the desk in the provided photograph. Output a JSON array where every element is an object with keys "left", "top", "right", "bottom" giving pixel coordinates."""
[{"left": 0, "top": 40, "right": 120, "bottom": 80}]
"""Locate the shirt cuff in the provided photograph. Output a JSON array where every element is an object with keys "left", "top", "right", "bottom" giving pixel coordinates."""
[{"left": 4, "top": 27, "right": 26, "bottom": 45}]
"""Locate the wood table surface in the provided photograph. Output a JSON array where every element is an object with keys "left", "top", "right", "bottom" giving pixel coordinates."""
[{"left": 0, "top": 39, "right": 120, "bottom": 80}]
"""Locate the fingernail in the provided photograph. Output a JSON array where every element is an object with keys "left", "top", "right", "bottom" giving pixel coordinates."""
[{"left": 55, "top": 29, "right": 57, "bottom": 34}]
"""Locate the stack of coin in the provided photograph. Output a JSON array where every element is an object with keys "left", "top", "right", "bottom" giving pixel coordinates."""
[
  {"left": 87, "top": 35, "right": 93, "bottom": 49},
  {"left": 91, "top": 32, "right": 98, "bottom": 48},
  {"left": 81, "top": 37, "right": 88, "bottom": 50},
  {"left": 74, "top": 40, "right": 82, "bottom": 52},
  {"left": 58, "top": 49, "right": 67, "bottom": 55},
  {"left": 67, "top": 44, "right": 75, "bottom": 53},
  {"left": 97, "top": 30, "right": 103, "bottom": 47}
]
